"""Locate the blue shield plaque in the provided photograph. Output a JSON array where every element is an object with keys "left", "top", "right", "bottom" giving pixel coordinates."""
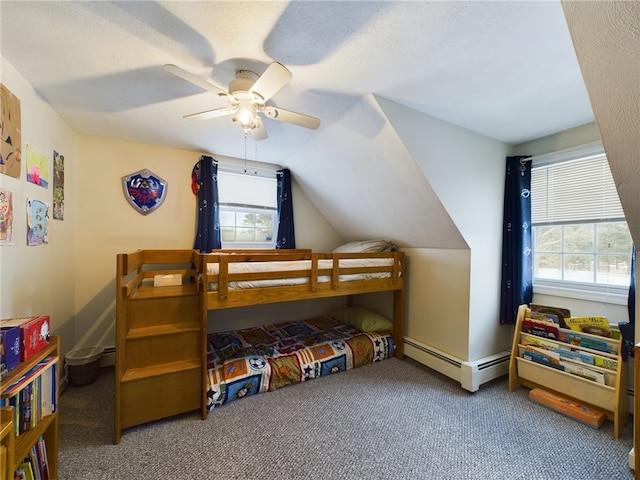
[{"left": 122, "top": 169, "right": 167, "bottom": 215}]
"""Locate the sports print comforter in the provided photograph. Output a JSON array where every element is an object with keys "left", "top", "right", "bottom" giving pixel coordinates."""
[{"left": 206, "top": 315, "right": 394, "bottom": 410}]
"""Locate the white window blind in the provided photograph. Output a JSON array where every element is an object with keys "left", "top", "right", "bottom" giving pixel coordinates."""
[
  {"left": 531, "top": 154, "right": 624, "bottom": 224},
  {"left": 218, "top": 170, "right": 277, "bottom": 208}
]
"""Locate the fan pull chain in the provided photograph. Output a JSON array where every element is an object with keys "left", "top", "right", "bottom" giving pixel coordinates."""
[{"left": 243, "top": 132, "right": 248, "bottom": 173}]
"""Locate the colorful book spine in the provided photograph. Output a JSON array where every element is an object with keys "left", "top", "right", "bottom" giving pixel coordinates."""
[
  {"left": 559, "top": 361, "right": 605, "bottom": 384},
  {"left": 1, "top": 357, "right": 57, "bottom": 398},
  {"left": 37, "top": 436, "right": 49, "bottom": 480},
  {"left": 2, "top": 358, "right": 57, "bottom": 435},
  {"left": 565, "top": 332, "right": 616, "bottom": 355},
  {"left": 592, "top": 355, "right": 618, "bottom": 372},
  {"left": 555, "top": 348, "right": 595, "bottom": 365},
  {"left": 522, "top": 319, "right": 559, "bottom": 341},
  {"left": 523, "top": 349, "right": 565, "bottom": 371}
]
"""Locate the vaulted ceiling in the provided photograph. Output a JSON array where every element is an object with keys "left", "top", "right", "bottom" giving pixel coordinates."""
[
  {"left": 1, "top": 1, "right": 637, "bottom": 246},
  {"left": 1, "top": 1, "right": 593, "bottom": 153}
]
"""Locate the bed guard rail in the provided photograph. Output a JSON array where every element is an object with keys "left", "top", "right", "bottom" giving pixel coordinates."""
[{"left": 196, "top": 250, "right": 404, "bottom": 301}]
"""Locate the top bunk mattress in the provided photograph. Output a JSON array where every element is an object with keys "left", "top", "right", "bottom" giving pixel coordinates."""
[
  {"left": 205, "top": 257, "right": 396, "bottom": 290},
  {"left": 206, "top": 315, "right": 395, "bottom": 410}
]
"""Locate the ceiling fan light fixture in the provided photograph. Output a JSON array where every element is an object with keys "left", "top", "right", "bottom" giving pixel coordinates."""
[
  {"left": 234, "top": 101, "right": 258, "bottom": 131},
  {"left": 167, "top": 61, "right": 320, "bottom": 140}
]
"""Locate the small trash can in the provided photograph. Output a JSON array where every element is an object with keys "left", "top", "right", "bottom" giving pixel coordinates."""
[{"left": 65, "top": 346, "right": 104, "bottom": 386}]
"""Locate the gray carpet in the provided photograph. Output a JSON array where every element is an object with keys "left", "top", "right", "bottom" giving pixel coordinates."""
[{"left": 58, "top": 358, "right": 634, "bottom": 480}]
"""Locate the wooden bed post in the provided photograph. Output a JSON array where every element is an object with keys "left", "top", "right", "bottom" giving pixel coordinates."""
[
  {"left": 197, "top": 251, "right": 209, "bottom": 421},
  {"left": 393, "top": 288, "right": 404, "bottom": 359},
  {"left": 346, "top": 295, "right": 355, "bottom": 307},
  {"left": 114, "top": 254, "right": 125, "bottom": 445}
]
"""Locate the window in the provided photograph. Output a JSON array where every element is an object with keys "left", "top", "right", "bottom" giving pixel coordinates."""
[
  {"left": 531, "top": 143, "right": 633, "bottom": 300},
  {"left": 217, "top": 169, "right": 277, "bottom": 249}
]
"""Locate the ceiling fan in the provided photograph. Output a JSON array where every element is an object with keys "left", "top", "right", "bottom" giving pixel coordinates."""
[{"left": 164, "top": 61, "right": 321, "bottom": 140}]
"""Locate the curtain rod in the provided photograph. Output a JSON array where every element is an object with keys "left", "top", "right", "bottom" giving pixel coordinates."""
[
  {"left": 514, "top": 141, "right": 604, "bottom": 165},
  {"left": 208, "top": 157, "right": 284, "bottom": 177}
]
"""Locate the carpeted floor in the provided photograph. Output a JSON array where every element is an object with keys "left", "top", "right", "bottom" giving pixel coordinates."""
[{"left": 58, "top": 358, "right": 634, "bottom": 479}]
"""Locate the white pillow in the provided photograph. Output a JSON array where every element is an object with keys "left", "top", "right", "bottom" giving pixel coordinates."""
[{"left": 332, "top": 239, "right": 398, "bottom": 253}]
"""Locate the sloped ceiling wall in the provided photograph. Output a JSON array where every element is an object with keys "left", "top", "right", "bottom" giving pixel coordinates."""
[
  {"left": 562, "top": 1, "right": 640, "bottom": 246},
  {"left": 281, "top": 94, "right": 467, "bottom": 249}
]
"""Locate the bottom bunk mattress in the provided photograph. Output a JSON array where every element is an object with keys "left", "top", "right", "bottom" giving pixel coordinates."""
[{"left": 206, "top": 315, "right": 395, "bottom": 410}]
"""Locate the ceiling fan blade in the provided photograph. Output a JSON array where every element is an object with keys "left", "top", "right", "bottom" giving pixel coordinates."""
[
  {"left": 164, "top": 64, "right": 229, "bottom": 96},
  {"left": 184, "top": 106, "right": 237, "bottom": 121},
  {"left": 252, "top": 117, "right": 268, "bottom": 141},
  {"left": 263, "top": 106, "right": 321, "bottom": 130},
  {"left": 249, "top": 62, "right": 292, "bottom": 102}
]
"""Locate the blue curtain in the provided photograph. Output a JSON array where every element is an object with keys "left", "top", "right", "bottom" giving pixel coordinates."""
[
  {"left": 629, "top": 245, "right": 636, "bottom": 325},
  {"left": 275, "top": 168, "right": 295, "bottom": 249},
  {"left": 619, "top": 245, "right": 636, "bottom": 359},
  {"left": 499, "top": 156, "right": 533, "bottom": 324},
  {"left": 192, "top": 155, "right": 221, "bottom": 252}
]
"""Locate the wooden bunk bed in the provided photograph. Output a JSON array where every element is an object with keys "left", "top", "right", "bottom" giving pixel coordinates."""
[{"left": 114, "top": 248, "right": 405, "bottom": 443}]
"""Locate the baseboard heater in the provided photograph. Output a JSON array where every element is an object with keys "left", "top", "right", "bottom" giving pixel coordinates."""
[
  {"left": 100, "top": 346, "right": 116, "bottom": 367},
  {"left": 403, "top": 337, "right": 510, "bottom": 392}
]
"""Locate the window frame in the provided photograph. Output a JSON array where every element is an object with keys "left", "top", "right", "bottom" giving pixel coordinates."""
[
  {"left": 216, "top": 166, "right": 279, "bottom": 250},
  {"left": 530, "top": 142, "right": 632, "bottom": 305},
  {"left": 219, "top": 203, "right": 278, "bottom": 249}
]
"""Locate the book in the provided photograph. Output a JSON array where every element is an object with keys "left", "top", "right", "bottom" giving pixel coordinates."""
[
  {"left": 529, "top": 311, "right": 559, "bottom": 324},
  {"left": 16, "top": 460, "right": 35, "bottom": 480},
  {"left": 1, "top": 357, "right": 57, "bottom": 398},
  {"left": 523, "top": 345, "right": 561, "bottom": 364},
  {"left": 40, "top": 364, "right": 54, "bottom": 417},
  {"left": 555, "top": 348, "right": 596, "bottom": 366},
  {"left": 565, "top": 331, "right": 617, "bottom": 355},
  {"left": 522, "top": 318, "right": 559, "bottom": 340},
  {"left": 0, "top": 316, "right": 50, "bottom": 362},
  {"left": 2, "top": 357, "right": 57, "bottom": 436},
  {"left": 523, "top": 348, "right": 565, "bottom": 371},
  {"left": 520, "top": 333, "right": 560, "bottom": 352},
  {"left": 530, "top": 304, "right": 571, "bottom": 329},
  {"left": 519, "top": 333, "right": 600, "bottom": 366},
  {"left": 14, "top": 465, "right": 28, "bottom": 480},
  {"left": 565, "top": 316, "right": 612, "bottom": 338},
  {"left": 20, "top": 383, "right": 32, "bottom": 434},
  {"left": 30, "top": 445, "right": 42, "bottom": 480},
  {"left": 37, "top": 436, "right": 49, "bottom": 480},
  {"left": 559, "top": 361, "right": 605, "bottom": 384},
  {"left": 592, "top": 355, "right": 618, "bottom": 372}
]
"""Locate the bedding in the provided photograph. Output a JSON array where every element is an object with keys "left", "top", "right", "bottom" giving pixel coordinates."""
[
  {"left": 205, "top": 257, "right": 397, "bottom": 290},
  {"left": 329, "top": 306, "right": 394, "bottom": 332},
  {"left": 332, "top": 239, "right": 398, "bottom": 253},
  {"left": 206, "top": 315, "right": 395, "bottom": 410}
]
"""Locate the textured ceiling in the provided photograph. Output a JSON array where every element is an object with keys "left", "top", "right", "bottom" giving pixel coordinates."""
[
  {"left": 1, "top": 1, "right": 608, "bottom": 248},
  {"left": 561, "top": 0, "right": 640, "bottom": 245},
  {"left": 1, "top": 0, "right": 594, "bottom": 162}
]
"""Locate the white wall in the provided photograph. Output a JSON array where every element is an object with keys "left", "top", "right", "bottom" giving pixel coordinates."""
[
  {"left": 376, "top": 96, "right": 512, "bottom": 362},
  {"left": 403, "top": 248, "right": 471, "bottom": 360},
  {"left": 0, "top": 57, "right": 78, "bottom": 357},
  {"left": 73, "top": 134, "right": 344, "bottom": 347}
]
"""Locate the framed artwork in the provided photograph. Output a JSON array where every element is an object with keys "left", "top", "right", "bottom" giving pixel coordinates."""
[
  {"left": 26, "top": 198, "right": 49, "bottom": 246},
  {"left": 0, "top": 83, "right": 22, "bottom": 178},
  {"left": 53, "top": 150, "right": 64, "bottom": 219},
  {"left": 0, "top": 188, "right": 13, "bottom": 245},
  {"left": 122, "top": 168, "right": 167, "bottom": 215},
  {"left": 26, "top": 145, "right": 50, "bottom": 188}
]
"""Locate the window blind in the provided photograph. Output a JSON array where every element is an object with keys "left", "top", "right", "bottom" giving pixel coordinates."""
[
  {"left": 218, "top": 170, "right": 277, "bottom": 208},
  {"left": 531, "top": 153, "right": 624, "bottom": 224}
]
